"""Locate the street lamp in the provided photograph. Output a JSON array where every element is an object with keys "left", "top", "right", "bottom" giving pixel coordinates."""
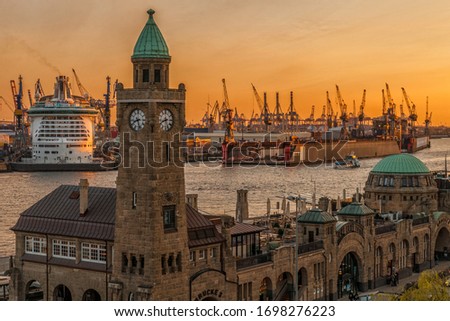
[{"left": 294, "top": 195, "right": 304, "bottom": 301}]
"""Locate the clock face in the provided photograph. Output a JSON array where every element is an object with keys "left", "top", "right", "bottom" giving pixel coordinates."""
[
  {"left": 159, "top": 109, "right": 174, "bottom": 131},
  {"left": 129, "top": 109, "right": 146, "bottom": 131}
]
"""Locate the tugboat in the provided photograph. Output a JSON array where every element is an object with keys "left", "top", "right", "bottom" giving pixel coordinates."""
[{"left": 334, "top": 153, "right": 360, "bottom": 169}]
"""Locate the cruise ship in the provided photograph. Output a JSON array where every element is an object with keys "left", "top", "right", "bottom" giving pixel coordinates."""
[{"left": 10, "top": 75, "right": 116, "bottom": 171}]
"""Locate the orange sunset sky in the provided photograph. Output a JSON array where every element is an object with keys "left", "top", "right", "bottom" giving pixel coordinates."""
[{"left": 0, "top": 0, "right": 449, "bottom": 125}]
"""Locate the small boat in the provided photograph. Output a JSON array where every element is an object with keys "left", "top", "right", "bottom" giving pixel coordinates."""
[{"left": 334, "top": 154, "right": 360, "bottom": 169}]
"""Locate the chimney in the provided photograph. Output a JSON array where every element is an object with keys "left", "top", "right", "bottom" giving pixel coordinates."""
[
  {"left": 79, "top": 179, "right": 89, "bottom": 216},
  {"left": 236, "top": 189, "right": 249, "bottom": 223},
  {"left": 186, "top": 194, "right": 198, "bottom": 210}
]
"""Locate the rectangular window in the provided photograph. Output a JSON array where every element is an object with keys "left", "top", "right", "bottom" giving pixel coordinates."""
[
  {"left": 135, "top": 69, "right": 138, "bottom": 83},
  {"left": 163, "top": 205, "right": 176, "bottom": 230},
  {"left": 52, "top": 239, "right": 76, "bottom": 260},
  {"left": 189, "top": 251, "right": 195, "bottom": 262},
  {"left": 210, "top": 247, "right": 217, "bottom": 258},
  {"left": 81, "top": 242, "right": 106, "bottom": 263},
  {"left": 154, "top": 69, "right": 161, "bottom": 83},
  {"left": 143, "top": 69, "right": 149, "bottom": 82},
  {"left": 132, "top": 192, "right": 137, "bottom": 209},
  {"left": 199, "top": 249, "right": 206, "bottom": 260},
  {"left": 25, "top": 236, "right": 47, "bottom": 255}
]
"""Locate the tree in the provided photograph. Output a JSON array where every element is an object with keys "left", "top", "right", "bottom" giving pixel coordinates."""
[{"left": 400, "top": 270, "right": 450, "bottom": 301}]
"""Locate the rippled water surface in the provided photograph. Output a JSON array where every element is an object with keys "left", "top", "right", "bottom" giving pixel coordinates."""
[{"left": 0, "top": 138, "right": 448, "bottom": 256}]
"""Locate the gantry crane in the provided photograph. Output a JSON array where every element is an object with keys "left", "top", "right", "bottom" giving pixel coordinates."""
[
  {"left": 10, "top": 75, "right": 28, "bottom": 148},
  {"left": 274, "top": 92, "right": 284, "bottom": 125},
  {"left": 307, "top": 105, "right": 315, "bottom": 123},
  {"left": 72, "top": 68, "right": 90, "bottom": 99},
  {"left": 384, "top": 83, "right": 398, "bottom": 138},
  {"left": 221, "top": 79, "right": 235, "bottom": 144},
  {"left": 358, "top": 89, "right": 366, "bottom": 123},
  {"left": 0, "top": 96, "right": 15, "bottom": 121},
  {"left": 251, "top": 83, "right": 271, "bottom": 130},
  {"left": 34, "top": 79, "right": 45, "bottom": 102},
  {"left": 401, "top": 87, "right": 418, "bottom": 132},
  {"left": 335, "top": 85, "right": 349, "bottom": 139},
  {"left": 287, "top": 91, "right": 298, "bottom": 132},
  {"left": 424, "top": 96, "right": 432, "bottom": 136}
]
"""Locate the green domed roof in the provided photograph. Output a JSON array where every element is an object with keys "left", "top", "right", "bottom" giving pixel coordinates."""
[
  {"left": 371, "top": 154, "right": 430, "bottom": 174},
  {"left": 297, "top": 208, "right": 336, "bottom": 224},
  {"left": 338, "top": 202, "right": 374, "bottom": 216},
  {"left": 132, "top": 9, "right": 170, "bottom": 59}
]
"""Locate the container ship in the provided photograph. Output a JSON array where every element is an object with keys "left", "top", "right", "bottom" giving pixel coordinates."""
[{"left": 9, "top": 75, "right": 117, "bottom": 171}]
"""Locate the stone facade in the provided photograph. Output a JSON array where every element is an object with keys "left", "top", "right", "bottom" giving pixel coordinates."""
[{"left": 8, "top": 9, "right": 450, "bottom": 302}]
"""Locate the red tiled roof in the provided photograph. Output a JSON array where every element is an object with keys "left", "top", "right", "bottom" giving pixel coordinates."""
[
  {"left": 230, "top": 222, "right": 266, "bottom": 236},
  {"left": 11, "top": 185, "right": 116, "bottom": 241},
  {"left": 186, "top": 204, "right": 225, "bottom": 247}
]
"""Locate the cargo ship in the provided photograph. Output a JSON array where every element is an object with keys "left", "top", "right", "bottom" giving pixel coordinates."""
[{"left": 9, "top": 75, "right": 117, "bottom": 171}]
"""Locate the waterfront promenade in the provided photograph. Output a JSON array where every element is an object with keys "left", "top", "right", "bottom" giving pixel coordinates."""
[{"left": 350, "top": 260, "right": 450, "bottom": 301}]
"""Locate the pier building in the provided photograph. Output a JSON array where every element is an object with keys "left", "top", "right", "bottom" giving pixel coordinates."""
[{"left": 8, "top": 9, "right": 450, "bottom": 301}]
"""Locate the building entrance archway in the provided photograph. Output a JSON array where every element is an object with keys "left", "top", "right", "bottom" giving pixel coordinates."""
[
  {"left": 337, "top": 252, "right": 360, "bottom": 299},
  {"left": 435, "top": 227, "right": 450, "bottom": 261}
]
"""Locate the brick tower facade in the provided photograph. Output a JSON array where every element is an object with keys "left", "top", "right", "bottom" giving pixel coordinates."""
[{"left": 109, "top": 9, "right": 190, "bottom": 300}]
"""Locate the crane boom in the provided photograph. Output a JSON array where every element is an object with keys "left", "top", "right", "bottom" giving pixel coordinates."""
[
  {"left": 335, "top": 85, "right": 346, "bottom": 115},
  {"left": 251, "top": 83, "right": 264, "bottom": 114},
  {"left": 222, "top": 78, "right": 230, "bottom": 110},
  {"left": 34, "top": 79, "right": 45, "bottom": 101},
  {"left": 358, "top": 89, "right": 366, "bottom": 121},
  {"left": 72, "top": 68, "right": 90, "bottom": 98},
  {"left": 401, "top": 87, "right": 417, "bottom": 121}
]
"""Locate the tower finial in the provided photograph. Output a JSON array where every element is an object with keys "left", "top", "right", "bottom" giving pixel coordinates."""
[{"left": 147, "top": 9, "right": 155, "bottom": 17}]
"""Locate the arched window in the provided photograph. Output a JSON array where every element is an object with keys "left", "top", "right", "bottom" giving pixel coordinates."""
[
  {"left": 424, "top": 234, "right": 430, "bottom": 262},
  {"left": 375, "top": 247, "right": 383, "bottom": 278},
  {"left": 400, "top": 240, "right": 408, "bottom": 269}
]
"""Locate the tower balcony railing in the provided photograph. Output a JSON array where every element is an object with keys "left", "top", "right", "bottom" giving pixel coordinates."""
[
  {"left": 375, "top": 224, "right": 396, "bottom": 235},
  {"left": 412, "top": 216, "right": 429, "bottom": 226},
  {"left": 236, "top": 252, "right": 272, "bottom": 270},
  {"left": 297, "top": 240, "right": 324, "bottom": 254}
]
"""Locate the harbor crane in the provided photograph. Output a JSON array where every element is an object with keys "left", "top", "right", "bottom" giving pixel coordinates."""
[
  {"left": 262, "top": 92, "right": 272, "bottom": 131},
  {"left": 320, "top": 105, "right": 326, "bottom": 121},
  {"left": 384, "top": 83, "right": 399, "bottom": 138},
  {"left": 0, "top": 96, "right": 15, "bottom": 121},
  {"left": 401, "top": 87, "right": 418, "bottom": 129},
  {"left": 72, "top": 68, "right": 90, "bottom": 99},
  {"left": 335, "top": 85, "right": 349, "bottom": 139},
  {"left": 34, "top": 79, "right": 45, "bottom": 101},
  {"left": 221, "top": 79, "right": 235, "bottom": 144},
  {"left": 309, "top": 105, "right": 315, "bottom": 122},
  {"left": 358, "top": 89, "right": 366, "bottom": 123},
  {"left": 10, "top": 75, "right": 28, "bottom": 148},
  {"left": 287, "top": 91, "right": 298, "bottom": 132},
  {"left": 274, "top": 92, "right": 284, "bottom": 125},
  {"left": 72, "top": 68, "right": 115, "bottom": 135},
  {"left": 326, "top": 91, "right": 335, "bottom": 128},
  {"left": 251, "top": 83, "right": 271, "bottom": 130},
  {"left": 424, "top": 96, "right": 432, "bottom": 135}
]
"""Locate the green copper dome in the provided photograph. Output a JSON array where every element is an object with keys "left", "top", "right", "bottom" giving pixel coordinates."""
[
  {"left": 297, "top": 208, "right": 336, "bottom": 224},
  {"left": 132, "top": 9, "right": 170, "bottom": 59},
  {"left": 338, "top": 202, "right": 374, "bottom": 216},
  {"left": 371, "top": 154, "right": 430, "bottom": 174}
]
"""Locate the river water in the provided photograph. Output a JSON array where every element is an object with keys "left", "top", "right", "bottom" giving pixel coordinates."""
[{"left": 0, "top": 138, "right": 448, "bottom": 256}]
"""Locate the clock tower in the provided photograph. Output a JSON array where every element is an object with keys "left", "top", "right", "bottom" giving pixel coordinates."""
[{"left": 109, "top": 9, "right": 189, "bottom": 300}]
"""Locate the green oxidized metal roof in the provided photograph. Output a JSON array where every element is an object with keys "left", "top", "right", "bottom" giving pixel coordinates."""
[
  {"left": 297, "top": 208, "right": 336, "bottom": 224},
  {"left": 371, "top": 154, "right": 430, "bottom": 174},
  {"left": 338, "top": 202, "right": 374, "bottom": 216},
  {"left": 433, "top": 211, "right": 448, "bottom": 221},
  {"left": 132, "top": 9, "right": 170, "bottom": 59}
]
